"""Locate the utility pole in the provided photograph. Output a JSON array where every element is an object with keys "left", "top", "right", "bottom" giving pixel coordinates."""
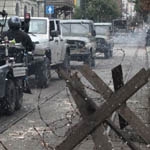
[
  {"left": 84, "top": 0, "right": 86, "bottom": 18},
  {"left": 81, "top": 0, "right": 86, "bottom": 18},
  {"left": 44, "top": 0, "right": 46, "bottom": 17},
  {"left": 121, "top": 0, "right": 123, "bottom": 18}
]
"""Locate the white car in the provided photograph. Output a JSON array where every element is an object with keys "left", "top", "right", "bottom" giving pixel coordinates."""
[
  {"left": 61, "top": 19, "right": 96, "bottom": 67},
  {"left": 94, "top": 22, "right": 114, "bottom": 58}
]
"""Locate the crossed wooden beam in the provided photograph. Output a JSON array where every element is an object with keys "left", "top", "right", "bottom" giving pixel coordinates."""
[{"left": 56, "top": 65, "right": 150, "bottom": 150}]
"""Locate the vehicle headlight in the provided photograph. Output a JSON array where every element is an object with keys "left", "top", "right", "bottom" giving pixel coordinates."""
[
  {"left": 66, "top": 40, "right": 86, "bottom": 49},
  {"left": 78, "top": 41, "right": 85, "bottom": 48}
]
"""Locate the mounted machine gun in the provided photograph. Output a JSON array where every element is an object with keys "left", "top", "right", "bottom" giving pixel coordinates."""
[{"left": 0, "top": 10, "right": 30, "bottom": 115}]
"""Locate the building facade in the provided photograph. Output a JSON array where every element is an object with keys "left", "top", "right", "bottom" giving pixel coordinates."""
[
  {"left": 45, "top": 0, "right": 74, "bottom": 18},
  {"left": 0, "top": 0, "right": 74, "bottom": 18},
  {"left": 0, "top": 0, "right": 39, "bottom": 17}
]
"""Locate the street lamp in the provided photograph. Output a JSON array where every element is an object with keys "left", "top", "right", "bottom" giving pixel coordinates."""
[{"left": 44, "top": 0, "right": 46, "bottom": 17}]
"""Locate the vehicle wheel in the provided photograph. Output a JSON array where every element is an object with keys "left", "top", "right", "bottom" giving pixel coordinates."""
[
  {"left": 91, "top": 57, "right": 96, "bottom": 67},
  {"left": 15, "top": 80, "right": 23, "bottom": 110},
  {"left": 84, "top": 54, "right": 92, "bottom": 67},
  {"left": 36, "top": 58, "right": 51, "bottom": 88},
  {"left": 110, "top": 50, "right": 113, "bottom": 57},
  {"left": 58, "top": 52, "right": 70, "bottom": 79},
  {"left": 63, "top": 51, "right": 71, "bottom": 71},
  {"left": 4, "top": 79, "right": 16, "bottom": 115},
  {"left": 104, "top": 51, "right": 110, "bottom": 59}
]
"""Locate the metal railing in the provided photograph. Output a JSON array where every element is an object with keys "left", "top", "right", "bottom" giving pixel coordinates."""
[{"left": 46, "top": 0, "right": 74, "bottom": 7}]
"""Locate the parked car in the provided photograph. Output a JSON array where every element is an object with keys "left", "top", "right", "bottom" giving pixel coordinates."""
[
  {"left": 1, "top": 17, "right": 71, "bottom": 87},
  {"left": 146, "top": 29, "right": 150, "bottom": 47},
  {"left": 27, "top": 17, "right": 71, "bottom": 85},
  {"left": 94, "top": 22, "right": 114, "bottom": 59},
  {"left": 61, "top": 19, "right": 96, "bottom": 67}
]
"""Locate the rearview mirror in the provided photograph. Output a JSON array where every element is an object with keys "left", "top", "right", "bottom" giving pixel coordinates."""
[
  {"left": 50, "top": 30, "right": 59, "bottom": 41},
  {"left": 92, "top": 30, "right": 96, "bottom": 36},
  {"left": 51, "top": 30, "right": 59, "bottom": 37}
]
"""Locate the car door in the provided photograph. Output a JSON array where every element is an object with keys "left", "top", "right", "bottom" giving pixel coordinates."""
[
  {"left": 49, "top": 20, "right": 59, "bottom": 64},
  {"left": 56, "top": 20, "right": 66, "bottom": 62}
]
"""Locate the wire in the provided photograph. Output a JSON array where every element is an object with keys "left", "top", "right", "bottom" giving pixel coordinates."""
[{"left": 3, "top": 0, "right": 6, "bottom": 11}]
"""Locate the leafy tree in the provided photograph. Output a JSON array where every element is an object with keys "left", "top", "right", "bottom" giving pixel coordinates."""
[
  {"left": 134, "top": 0, "right": 142, "bottom": 13},
  {"left": 72, "top": 0, "right": 121, "bottom": 22},
  {"left": 134, "top": 0, "right": 149, "bottom": 22},
  {"left": 72, "top": 6, "right": 83, "bottom": 19}
]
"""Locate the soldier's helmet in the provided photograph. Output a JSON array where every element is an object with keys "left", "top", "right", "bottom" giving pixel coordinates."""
[{"left": 8, "top": 16, "right": 21, "bottom": 30}]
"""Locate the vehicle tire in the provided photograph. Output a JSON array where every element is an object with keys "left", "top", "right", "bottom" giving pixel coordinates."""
[
  {"left": 4, "top": 79, "right": 16, "bottom": 115},
  {"left": 58, "top": 52, "right": 70, "bottom": 79},
  {"left": 110, "top": 50, "right": 113, "bottom": 57},
  {"left": 91, "top": 57, "right": 96, "bottom": 67},
  {"left": 84, "top": 54, "right": 92, "bottom": 67},
  {"left": 104, "top": 51, "right": 110, "bottom": 59},
  {"left": 36, "top": 58, "right": 51, "bottom": 88},
  {"left": 15, "top": 80, "right": 23, "bottom": 110},
  {"left": 64, "top": 52, "right": 70, "bottom": 70}
]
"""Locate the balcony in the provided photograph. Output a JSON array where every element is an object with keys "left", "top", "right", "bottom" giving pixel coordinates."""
[{"left": 46, "top": 0, "right": 74, "bottom": 7}]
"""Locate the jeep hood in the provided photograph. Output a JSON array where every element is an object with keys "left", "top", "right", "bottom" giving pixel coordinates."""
[
  {"left": 95, "top": 35, "right": 109, "bottom": 40},
  {"left": 29, "top": 34, "right": 48, "bottom": 43},
  {"left": 29, "top": 34, "right": 50, "bottom": 52},
  {"left": 63, "top": 36, "right": 90, "bottom": 43}
]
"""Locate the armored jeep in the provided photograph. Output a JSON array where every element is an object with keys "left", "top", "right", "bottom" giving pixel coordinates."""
[
  {"left": 0, "top": 10, "right": 29, "bottom": 115},
  {"left": 27, "top": 17, "right": 70, "bottom": 85},
  {"left": 0, "top": 40, "right": 28, "bottom": 115},
  {"left": 94, "top": 22, "right": 114, "bottom": 59},
  {"left": 1, "top": 17, "right": 70, "bottom": 87},
  {"left": 61, "top": 19, "right": 96, "bottom": 67}
]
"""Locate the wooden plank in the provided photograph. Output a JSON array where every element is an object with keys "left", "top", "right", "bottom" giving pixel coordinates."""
[
  {"left": 69, "top": 72, "right": 139, "bottom": 150},
  {"left": 118, "top": 105, "right": 150, "bottom": 144},
  {"left": 68, "top": 74, "right": 113, "bottom": 150},
  {"left": 106, "top": 119, "right": 141, "bottom": 150},
  {"left": 112, "top": 64, "right": 124, "bottom": 91},
  {"left": 79, "top": 65, "right": 150, "bottom": 144},
  {"left": 58, "top": 69, "right": 112, "bottom": 150},
  {"left": 112, "top": 65, "right": 128, "bottom": 129},
  {"left": 55, "top": 68, "right": 149, "bottom": 150},
  {"left": 78, "top": 65, "right": 113, "bottom": 100}
]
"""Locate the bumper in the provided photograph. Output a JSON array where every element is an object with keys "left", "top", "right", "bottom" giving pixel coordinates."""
[
  {"left": 96, "top": 47, "right": 108, "bottom": 53},
  {"left": 0, "top": 65, "right": 9, "bottom": 98},
  {"left": 70, "top": 52, "right": 90, "bottom": 61},
  {"left": 70, "top": 47, "right": 91, "bottom": 61}
]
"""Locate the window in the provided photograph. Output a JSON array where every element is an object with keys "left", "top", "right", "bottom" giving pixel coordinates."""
[
  {"left": 56, "top": 20, "right": 60, "bottom": 35},
  {"left": 29, "top": 19, "right": 47, "bottom": 34},
  {"left": 15, "top": 3, "right": 19, "bottom": 16},
  {"left": 24, "top": 5, "right": 27, "bottom": 15},
  {"left": 31, "top": 7, "right": 34, "bottom": 17},
  {"left": 50, "top": 21, "right": 55, "bottom": 33}
]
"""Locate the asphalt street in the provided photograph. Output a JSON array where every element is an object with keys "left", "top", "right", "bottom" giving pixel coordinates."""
[{"left": 0, "top": 28, "right": 150, "bottom": 150}]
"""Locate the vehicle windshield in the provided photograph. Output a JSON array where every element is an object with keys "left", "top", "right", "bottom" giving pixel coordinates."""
[
  {"left": 95, "top": 25, "right": 110, "bottom": 36},
  {"left": 61, "top": 22, "right": 90, "bottom": 36},
  {"left": 0, "top": 19, "right": 8, "bottom": 31},
  {"left": 29, "top": 19, "right": 47, "bottom": 34}
]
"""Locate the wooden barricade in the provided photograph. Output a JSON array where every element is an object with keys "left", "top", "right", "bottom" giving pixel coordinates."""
[{"left": 55, "top": 65, "right": 150, "bottom": 150}]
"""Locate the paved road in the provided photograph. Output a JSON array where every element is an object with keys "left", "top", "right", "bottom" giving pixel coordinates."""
[{"left": 0, "top": 29, "right": 150, "bottom": 150}]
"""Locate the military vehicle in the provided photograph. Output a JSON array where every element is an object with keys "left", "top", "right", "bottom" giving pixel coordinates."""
[
  {"left": 94, "top": 22, "right": 114, "bottom": 59},
  {"left": 61, "top": 19, "right": 96, "bottom": 67},
  {"left": 23, "top": 17, "right": 70, "bottom": 85},
  {"left": 1, "top": 16, "right": 71, "bottom": 87},
  {"left": 0, "top": 10, "right": 28, "bottom": 115}
]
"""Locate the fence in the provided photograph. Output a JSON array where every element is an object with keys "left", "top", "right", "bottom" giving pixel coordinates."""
[{"left": 55, "top": 64, "right": 150, "bottom": 150}]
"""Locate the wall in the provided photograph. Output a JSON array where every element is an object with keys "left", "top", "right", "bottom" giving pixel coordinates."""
[{"left": 0, "top": 0, "right": 39, "bottom": 17}]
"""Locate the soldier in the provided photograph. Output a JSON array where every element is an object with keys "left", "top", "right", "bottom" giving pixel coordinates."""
[
  {"left": 2, "top": 16, "right": 34, "bottom": 93},
  {"left": 146, "top": 29, "right": 150, "bottom": 47},
  {"left": 2, "top": 16, "right": 34, "bottom": 51}
]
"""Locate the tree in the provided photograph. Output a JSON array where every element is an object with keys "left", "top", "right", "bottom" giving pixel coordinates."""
[
  {"left": 72, "top": 0, "right": 121, "bottom": 22},
  {"left": 134, "top": 0, "right": 149, "bottom": 22},
  {"left": 72, "top": 6, "right": 83, "bottom": 19}
]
